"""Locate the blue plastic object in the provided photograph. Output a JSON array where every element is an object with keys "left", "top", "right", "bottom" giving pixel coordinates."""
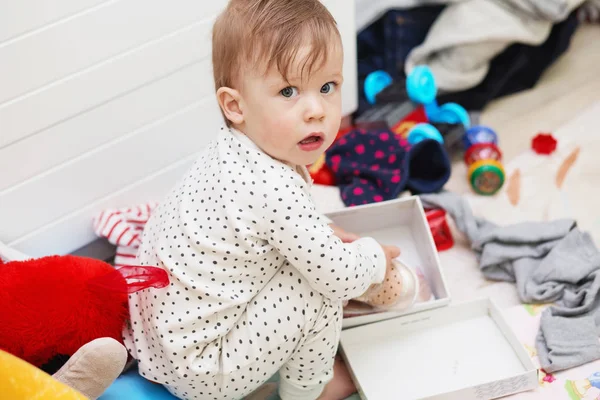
[
  {"left": 406, "top": 65, "right": 437, "bottom": 104},
  {"left": 426, "top": 102, "right": 471, "bottom": 128},
  {"left": 463, "top": 125, "right": 498, "bottom": 149},
  {"left": 99, "top": 368, "right": 178, "bottom": 400},
  {"left": 407, "top": 123, "right": 444, "bottom": 145},
  {"left": 99, "top": 368, "right": 360, "bottom": 400},
  {"left": 364, "top": 70, "right": 393, "bottom": 104}
]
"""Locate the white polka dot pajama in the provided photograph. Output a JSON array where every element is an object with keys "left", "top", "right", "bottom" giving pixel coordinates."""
[{"left": 123, "top": 127, "right": 386, "bottom": 400}]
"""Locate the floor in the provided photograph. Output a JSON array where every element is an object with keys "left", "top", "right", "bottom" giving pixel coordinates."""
[
  {"left": 445, "top": 24, "right": 600, "bottom": 194},
  {"left": 312, "top": 22, "right": 600, "bottom": 308},
  {"left": 310, "top": 24, "right": 600, "bottom": 400},
  {"left": 434, "top": 23, "right": 600, "bottom": 308},
  {"left": 315, "top": 24, "right": 600, "bottom": 212}
]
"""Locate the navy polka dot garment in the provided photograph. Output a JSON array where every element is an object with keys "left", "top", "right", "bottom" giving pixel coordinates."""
[
  {"left": 325, "top": 129, "right": 451, "bottom": 206},
  {"left": 325, "top": 129, "right": 410, "bottom": 206}
]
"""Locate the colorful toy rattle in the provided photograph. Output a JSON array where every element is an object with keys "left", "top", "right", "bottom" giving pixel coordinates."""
[
  {"left": 355, "top": 259, "right": 420, "bottom": 310},
  {"left": 463, "top": 125, "right": 505, "bottom": 195}
]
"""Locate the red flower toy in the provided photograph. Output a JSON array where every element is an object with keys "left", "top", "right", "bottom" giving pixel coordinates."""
[{"left": 532, "top": 133, "right": 558, "bottom": 155}]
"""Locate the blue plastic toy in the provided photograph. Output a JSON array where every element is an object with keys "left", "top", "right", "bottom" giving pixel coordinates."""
[
  {"left": 407, "top": 123, "right": 444, "bottom": 145},
  {"left": 100, "top": 367, "right": 284, "bottom": 400},
  {"left": 426, "top": 102, "right": 471, "bottom": 128},
  {"left": 406, "top": 65, "right": 437, "bottom": 105},
  {"left": 406, "top": 66, "right": 470, "bottom": 129},
  {"left": 364, "top": 70, "right": 393, "bottom": 105},
  {"left": 364, "top": 66, "right": 471, "bottom": 146}
]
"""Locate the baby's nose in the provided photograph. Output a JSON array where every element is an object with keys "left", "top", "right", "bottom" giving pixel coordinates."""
[{"left": 304, "top": 95, "right": 325, "bottom": 121}]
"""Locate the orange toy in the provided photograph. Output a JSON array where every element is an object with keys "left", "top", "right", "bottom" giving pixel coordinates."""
[{"left": 0, "top": 349, "right": 87, "bottom": 400}]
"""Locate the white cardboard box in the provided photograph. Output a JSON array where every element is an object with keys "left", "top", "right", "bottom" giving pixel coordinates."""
[
  {"left": 340, "top": 298, "right": 538, "bottom": 400},
  {"left": 325, "top": 196, "right": 451, "bottom": 328},
  {"left": 328, "top": 197, "right": 537, "bottom": 399}
]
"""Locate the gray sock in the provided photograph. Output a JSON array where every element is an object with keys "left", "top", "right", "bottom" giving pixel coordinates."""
[{"left": 536, "top": 311, "right": 600, "bottom": 372}]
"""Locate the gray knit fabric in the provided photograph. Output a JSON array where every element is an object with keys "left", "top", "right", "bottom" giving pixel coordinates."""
[{"left": 421, "top": 192, "right": 600, "bottom": 372}]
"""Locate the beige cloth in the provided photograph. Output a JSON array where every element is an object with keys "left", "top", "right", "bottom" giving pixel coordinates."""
[
  {"left": 53, "top": 338, "right": 127, "bottom": 400},
  {"left": 405, "top": 0, "right": 586, "bottom": 91}
]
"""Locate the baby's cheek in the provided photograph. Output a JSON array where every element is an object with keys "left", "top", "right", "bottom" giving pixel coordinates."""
[
  {"left": 270, "top": 115, "right": 297, "bottom": 140},
  {"left": 326, "top": 104, "right": 342, "bottom": 132},
  {"left": 271, "top": 117, "right": 291, "bottom": 133}
]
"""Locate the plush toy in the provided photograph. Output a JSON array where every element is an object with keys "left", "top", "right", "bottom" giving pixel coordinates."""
[
  {"left": 0, "top": 241, "right": 169, "bottom": 399},
  {"left": 1, "top": 338, "right": 127, "bottom": 400}
]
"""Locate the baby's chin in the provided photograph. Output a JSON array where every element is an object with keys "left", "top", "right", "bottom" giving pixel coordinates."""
[
  {"left": 302, "top": 149, "right": 329, "bottom": 164},
  {"left": 271, "top": 138, "right": 334, "bottom": 166},
  {"left": 280, "top": 152, "right": 324, "bottom": 168},
  {"left": 303, "top": 155, "right": 324, "bottom": 167}
]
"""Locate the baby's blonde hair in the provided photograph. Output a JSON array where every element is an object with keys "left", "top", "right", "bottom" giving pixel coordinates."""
[{"left": 212, "top": 0, "right": 341, "bottom": 93}]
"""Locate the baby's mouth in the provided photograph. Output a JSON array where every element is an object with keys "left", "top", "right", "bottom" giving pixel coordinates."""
[
  {"left": 298, "top": 133, "right": 325, "bottom": 152},
  {"left": 299, "top": 135, "right": 322, "bottom": 145}
]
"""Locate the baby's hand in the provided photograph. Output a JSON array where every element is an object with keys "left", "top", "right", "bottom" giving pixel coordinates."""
[
  {"left": 329, "top": 224, "right": 360, "bottom": 243},
  {"left": 381, "top": 244, "right": 401, "bottom": 271}
]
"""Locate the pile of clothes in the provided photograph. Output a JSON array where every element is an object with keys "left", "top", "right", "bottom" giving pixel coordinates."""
[
  {"left": 322, "top": 0, "right": 598, "bottom": 206},
  {"left": 356, "top": 0, "right": 599, "bottom": 114}
]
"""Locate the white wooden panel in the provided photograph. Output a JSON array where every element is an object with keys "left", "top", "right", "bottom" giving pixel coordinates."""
[
  {"left": 0, "top": 21, "right": 212, "bottom": 148},
  {"left": 0, "top": 0, "right": 222, "bottom": 105},
  {"left": 8, "top": 157, "right": 195, "bottom": 257},
  {"left": 0, "top": 59, "right": 212, "bottom": 191},
  {"left": 0, "top": 0, "right": 359, "bottom": 256},
  {"left": 0, "top": 98, "right": 221, "bottom": 243},
  {"left": 0, "top": 0, "right": 107, "bottom": 43},
  {"left": 322, "top": 0, "right": 358, "bottom": 116}
]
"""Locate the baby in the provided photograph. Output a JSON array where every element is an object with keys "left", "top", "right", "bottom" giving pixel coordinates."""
[{"left": 123, "top": 1, "right": 400, "bottom": 399}]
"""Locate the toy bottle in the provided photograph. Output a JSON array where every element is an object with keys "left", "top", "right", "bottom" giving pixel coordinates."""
[{"left": 463, "top": 125, "right": 505, "bottom": 195}]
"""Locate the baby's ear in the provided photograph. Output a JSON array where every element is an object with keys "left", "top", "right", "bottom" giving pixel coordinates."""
[{"left": 216, "top": 87, "right": 244, "bottom": 125}]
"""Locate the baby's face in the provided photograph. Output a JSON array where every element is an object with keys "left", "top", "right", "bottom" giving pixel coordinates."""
[{"left": 238, "top": 42, "right": 343, "bottom": 166}]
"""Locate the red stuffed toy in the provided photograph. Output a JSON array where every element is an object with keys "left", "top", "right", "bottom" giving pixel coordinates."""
[{"left": 0, "top": 251, "right": 168, "bottom": 374}]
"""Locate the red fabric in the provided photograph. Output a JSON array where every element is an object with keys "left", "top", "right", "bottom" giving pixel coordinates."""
[
  {"left": 308, "top": 127, "right": 354, "bottom": 186},
  {"left": 93, "top": 202, "right": 157, "bottom": 267},
  {"left": 91, "top": 265, "right": 169, "bottom": 294},
  {"left": 390, "top": 105, "right": 428, "bottom": 139},
  {"left": 0, "top": 255, "right": 166, "bottom": 368}
]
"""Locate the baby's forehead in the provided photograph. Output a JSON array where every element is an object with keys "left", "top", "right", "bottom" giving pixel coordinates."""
[{"left": 248, "top": 42, "right": 343, "bottom": 84}]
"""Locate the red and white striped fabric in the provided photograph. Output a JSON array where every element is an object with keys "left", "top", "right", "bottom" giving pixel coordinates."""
[{"left": 93, "top": 202, "right": 158, "bottom": 268}]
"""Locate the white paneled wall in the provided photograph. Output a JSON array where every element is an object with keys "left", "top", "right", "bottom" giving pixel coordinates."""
[{"left": 0, "top": 1, "right": 358, "bottom": 257}]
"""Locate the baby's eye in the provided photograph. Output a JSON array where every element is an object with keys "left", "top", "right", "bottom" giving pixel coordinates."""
[
  {"left": 320, "top": 82, "right": 337, "bottom": 94},
  {"left": 280, "top": 87, "right": 298, "bottom": 98}
]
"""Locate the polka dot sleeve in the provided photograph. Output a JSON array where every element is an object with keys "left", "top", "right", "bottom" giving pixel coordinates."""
[{"left": 261, "top": 170, "right": 386, "bottom": 301}]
